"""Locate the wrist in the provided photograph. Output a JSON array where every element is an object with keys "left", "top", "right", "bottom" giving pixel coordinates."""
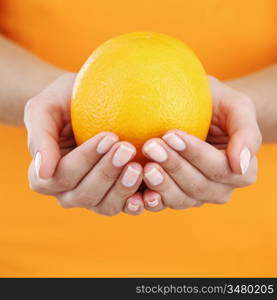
[
  {"left": 226, "top": 78, "right": 261, "bottom": 124},
  {"left": 225, "top": 64, "right": 277, "bottom": 142}
]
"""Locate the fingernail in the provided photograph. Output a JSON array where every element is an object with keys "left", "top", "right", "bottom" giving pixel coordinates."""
[
  {"left": 147, "top": 197, "right": 160, "bottom": 208},
  {"left": 144, "top": 141, "right": 168, "bottom": 162},
  {"left": 112, "top": 145, "right": 134, "bottom": 167},
  {"left": 121, "top": 166, "right": 140, "bottom": 187},
  {"left": 97, "top": 135, "right": 117, "bottom": 154},
  {"left": 128, "top": 198, "right": 140, "bottom": 212},
  {"left": 144, "top": 167, "right": 164, "bottom": 186},
  {"left": 34, "top": 152, "right": 41, "bottom": 178},
  {"left": 240, "top": 147, "right": 251, "bottom": 174},
  {"left": 163, "top": 133, "right": 186, "bottom": 151}
]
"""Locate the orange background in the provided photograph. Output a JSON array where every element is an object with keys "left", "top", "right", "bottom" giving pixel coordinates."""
[{"left": 0, "top": 0, "right": 277, "bottom": 277}]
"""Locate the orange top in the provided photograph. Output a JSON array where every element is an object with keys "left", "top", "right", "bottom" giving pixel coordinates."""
[{"left": 0, "top": 0, "right": 277, "bottom": 277}]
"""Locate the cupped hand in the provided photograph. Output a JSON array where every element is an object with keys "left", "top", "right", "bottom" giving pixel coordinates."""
[
  {"left": 141, "top": 76, "right": 262, "bottom": 211},
  {"left": 24, "top": 73, "right": 144, "bottom": 216}
]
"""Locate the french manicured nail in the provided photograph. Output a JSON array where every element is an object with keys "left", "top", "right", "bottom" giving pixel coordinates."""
[
  {"left": 147, "top": 197, "right": 160, "bottom": 208},
  {"left": 144, "top": 141, "right": 168, "bottom": 162},
  {"left": 34, "top": 152, "right": 41, "bottom": 178},
  {"left": 240, "top": 147, "right": 251, "bottom": 175},
  {"left": 145, "top": 167, "right": 164, "bottom": 186},
  {"left": 121, "top": 166, "right": 140, "bottom": 187},
  {"left": 97, "top": 135, "right": 117, "bottom": 154},
  {"left": 163, "top": 133, "right": 186, "bottom": 151},
  {"left": 112, "top": 145, "right": 134, "bottom": 167},
  {"left": 128, "top": 199, "right": 140, "bottom": 212}
]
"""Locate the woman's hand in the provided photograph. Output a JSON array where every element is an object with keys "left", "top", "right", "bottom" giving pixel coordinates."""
[
  {"left": 141, "top": 76, "right": 262, "bottom": 211},
  {"left": 24, "top": 73, "right": 145, "bottom": 216}
]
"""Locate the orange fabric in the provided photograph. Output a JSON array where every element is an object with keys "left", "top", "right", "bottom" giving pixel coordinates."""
[{"left": 0, "top": 0, "right": 277, "bottom": 277}]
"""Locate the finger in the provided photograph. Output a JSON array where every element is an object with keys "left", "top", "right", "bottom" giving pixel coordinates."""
[
  {"left": 29, "top": 132, "right": 119, "bottom": 194},
  {"left": 143, "top": 189, "right": 165, "bottom": 212},
  {"left": 24, "top": 74, "right": 75, "bottom": 179},
  {"left": 143, "top": 162, "right": 197, "bottom": 209},
  {"left": 160, "top": 130, "right": 232, "bottom": 184},
  {"left": 162, "top": 130, "right": 258, "bottom": 187},
  {"left": 95, "top": 162, "right": 143, "bottom": 216},
  {"left": 123, "top": 192, "right": 144, "bottom": 216},
  {"left": 143, "top": 138, "right": 232, "bottom": 203},
  {"left": 57, "top": 142, "right": 136, "bottom": 208},
  {"left": 208, "top": 76, "right": 262, "bottom": 175},
  {"left": 24, "top": 99, "right": 62, "bottom": 179},
  {"left": 194, "top": 201, "right": 205, "bottom": 207},
  {"left": 222, "top": 93, "right": 262, "bottom": 174},
  {"left": 209, "top": 76, "right": 262, "bottom": 174}
]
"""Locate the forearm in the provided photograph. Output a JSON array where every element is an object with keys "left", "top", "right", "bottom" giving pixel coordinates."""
[
  {"left": 227, "top": 64, "right": 277, "bottom": 142},
  {"left": 0, "top": 35, "right": 65, "bottom": 125}
]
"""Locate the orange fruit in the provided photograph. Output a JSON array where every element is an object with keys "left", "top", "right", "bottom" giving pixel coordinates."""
[{"left": 71, "top": 32, "right": 212, "bottom": 162}]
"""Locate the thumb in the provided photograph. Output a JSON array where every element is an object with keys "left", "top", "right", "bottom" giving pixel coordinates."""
[
  {"left": 24, "top": 99, "right": 62, "bottom": 179},
  {"left": 225, "top": 94, "right": 262, "bottom": 175}
]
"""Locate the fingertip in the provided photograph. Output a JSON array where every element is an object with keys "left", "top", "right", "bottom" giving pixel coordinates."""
[
  {"left": 227, "top": 132, "right": 253, "bottom": 175},
  {"left": 143, "top": 190, "right": 162, "bottom": 209},
  {"left": 125, "top": 193, "right": 144, "bottom": 215},
  {"left": 143, "top": 161, "right": 163, "bottom": 176},
  {"left": 144, "top": 162, "right": 165, "bottom": 187},
  {"left": 35, "top": 143, "right": 61, "bottom": 179},
  {"left": 96, "top": 133, "right": 119, "bottom": 154},
  {"left": 239, "top": 146, "right": 251, "bottom": 175},
  {"left": 121, "top": 162, "right": 143, "bottom": 188},
  {"left": 127, "top": 161, "right": 143, "bottom": 173},
  {"left": 162, "top": 131, "right": 187, "bottom": 152},
  {"left": 142, "top": 138, "right": 162, "bottom": 153}
]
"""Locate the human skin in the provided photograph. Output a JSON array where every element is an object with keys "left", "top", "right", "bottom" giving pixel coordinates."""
[{"left": 1, "top": 35, "right": 275, "bottom": 215}]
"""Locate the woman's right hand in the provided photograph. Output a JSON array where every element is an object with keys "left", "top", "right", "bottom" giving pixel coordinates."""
[{"left": 24, "top": 73, "right": 144, "bottom": 216}]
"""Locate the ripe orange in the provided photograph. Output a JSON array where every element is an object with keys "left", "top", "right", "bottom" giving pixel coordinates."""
[{"left": 71, "top": 32, "right": 212, "bottom": 162}]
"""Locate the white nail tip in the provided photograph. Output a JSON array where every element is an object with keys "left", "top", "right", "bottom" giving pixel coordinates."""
[
  {"left": 144, "top": 141, "right": 159, "bottom": 152},
  {"left": 144, "top": 141, "right": 168, "bottom": 162},
  {"left": 127, "top": 166, "right": 140, "bottom": 175},
  {"left": 240, "top": 147, "right": 251, "bottom": 175},
  {"left": 128, "top": 203, "right": 139, "bottom": 212},
  {"left": 163, "top": 133, "right": 186, "bottom": 151},
  {"left": 147, "top": 198, "right": 159, "bottom": 207},
  {"left": 144, "top": 167, "right": 164, "bottom": 186},
  {"left": 112, "top": 145, "right": 134, "bottom": 167},
  {"left": 97, "top": 136, "right": 117, "bottom": 154},
  {"left": 121, "top": 166, "right": 140, "bottom": 187},
  {"left": 34, "top": 152, "right": 42, "bottom": 178}
]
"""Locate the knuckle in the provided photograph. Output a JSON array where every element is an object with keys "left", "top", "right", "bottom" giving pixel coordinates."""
[
  {"left": 168, "top": 196, "right": 194, "bottom": 210},
  {"left": 113, "top": 187, "right": 129, "bottom": 200},
  {"left": 187, "top": 151, "right": 201, "bottom": 164},
  {"left": 240, "top": 173, "right": 257, "bottom": 187},
  {"left": 28, "top": 180, "right": 49, "bottom": 195},
  {"left": 213, "top": 192, "right": 232, "bottom": 204},
  {"left": 100, "top": 168, "right": 119, "bottom": 183},
  {"left": 209, "top": 168, "right": 229, "bottom": 182},
  {"left": 76, "top": 194, "right": 100, "bottom": 208},
  {"left": 55, "top": 177, "right": 73, "bottom": 190},
  {"left": 95, "top": 206, "right": 120, "bottom": 216},
  {"left": 58, "top": 199, "right": 75, "bottom": 209},
  {"left": 58, "top": 192, "right": 96, "bottom": 208},
  {"left": 165, "top": 160, "right": 182, "bottom": 175},
  {"left": 188, "top": 179, "right": 209, "bottom": 198},
  {"left": 29, "top": 181, "right": 43, "bottom": 193},
  {"left": 56, "top": 193, "right": 72, "bottom": 208}
]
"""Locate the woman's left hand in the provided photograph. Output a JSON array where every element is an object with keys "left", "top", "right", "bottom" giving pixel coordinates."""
[{"left": 141, "top": 76, "right": 262, "bottom": 211}]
